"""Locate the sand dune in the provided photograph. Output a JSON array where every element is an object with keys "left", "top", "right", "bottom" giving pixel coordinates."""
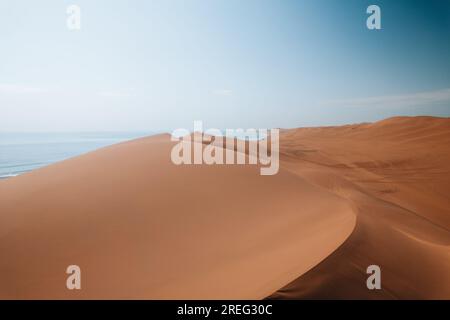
[
  {"left": 269, "top": 116, "right": 450, "bottom": 299},
  {"left": 0, "top": 134, "right": 354, "bottom": 299},
  {"left": 0, "top": 116, "right": 449, "bottom": 299}
]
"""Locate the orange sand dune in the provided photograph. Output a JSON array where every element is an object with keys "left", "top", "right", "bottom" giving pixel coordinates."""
[
  {"left": 0, "top": 134, "right": 354, "bottom": 299},
  {"left": 269, "top": 116, "right": 450, "bottom": 299},
  {"left": 0, "top": 116, "right": 449, "bottom": 299}
]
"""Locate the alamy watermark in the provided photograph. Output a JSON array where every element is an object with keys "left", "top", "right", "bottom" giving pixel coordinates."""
[
  {"left": 366, "top": 265, "right": 381, "bottom": 290},
  {"left": 64, "top": 4, "right": 380, "bottom": 31},
  {"left": 66, "top": 5, "right": 81, "bottom": 31},
  {"left": 367, "top": 5, "right": 381, "bottom": 30},
  {"left": 170, "top": 121, "right": 279, "bottom": 176},
  {"left": 66, "top": 265, "right": 81, "bottom": 290}
]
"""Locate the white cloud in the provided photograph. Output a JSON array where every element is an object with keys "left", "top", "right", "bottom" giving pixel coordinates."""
[
  {"left": 98, "top": 89, "right": 137, "bottom": 98},
  {"left": 321, "top": 88, "right": 450, "bottom": 108},
  {"left": 212, "top": 89, "right": 233, "bottom": 96},
  {"left": 0, "top": 84, "right": 46, "bottom": 94},
  {"left": 98, "top": 89, "right": 135, "bottom": 98}
]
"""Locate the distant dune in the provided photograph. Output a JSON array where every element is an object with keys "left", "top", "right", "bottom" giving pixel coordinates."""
[
  {"left": 0, "top": 116, "right": 449, "bottom": 299},
  {"left": 269, "top": 116, "right": 450, "bottom": 299}
]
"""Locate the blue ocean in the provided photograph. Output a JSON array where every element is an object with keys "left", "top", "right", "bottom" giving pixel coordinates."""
[{"left": 0, "top": 132, "right": 153, "bottom": 179}]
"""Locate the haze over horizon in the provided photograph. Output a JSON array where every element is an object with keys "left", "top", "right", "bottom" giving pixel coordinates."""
[{"left": 1, "top": 0, "right": 449, "bottom": 132}]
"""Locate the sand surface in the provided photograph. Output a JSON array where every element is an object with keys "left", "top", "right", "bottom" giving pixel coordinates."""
[
  {"left": 0, "top": 116, "right": 449, "bottom": 299},
  {"left": 269, "top": 116, "right": 450, "bottom": 299}
]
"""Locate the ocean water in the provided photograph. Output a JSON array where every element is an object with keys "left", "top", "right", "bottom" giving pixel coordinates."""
[{"left": 0, "top": 132, "right": 153, "bottom": 179}]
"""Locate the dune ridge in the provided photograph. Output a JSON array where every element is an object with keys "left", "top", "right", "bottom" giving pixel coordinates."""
[
  {"left": 0, "top": 134, "right": 355, "bottom": 299},
  {"left": 0, "top": 116, "right": 449, "bottom": 299},
  {"left": 269, "top": 116, "right": 450, "bottom": 299}
]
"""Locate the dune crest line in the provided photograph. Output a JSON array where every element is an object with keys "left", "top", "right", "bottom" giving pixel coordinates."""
[
  {"left": 268, "top": 116, "right": 450, "bottom": 299},
  {"left": 0, "top": 131, "right": 354, "bottom": 299}
]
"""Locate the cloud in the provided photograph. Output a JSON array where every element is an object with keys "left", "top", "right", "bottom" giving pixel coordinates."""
[
  {"left": 0, "top": 84, "right": 45, "bottom": 94},
  {"left": 98, "top": 89, "right": 137, "bottom": 98},
  {"left": 212, "top": 89, "right": 233, "bottom": 96},
  {"left": 321, "top": 88, "right": 450, "bottom": 108},
  {"left": 0, "top": 85, "right": 139, "bottom": 99}
]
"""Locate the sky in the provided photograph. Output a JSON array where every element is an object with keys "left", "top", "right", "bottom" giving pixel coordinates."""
[{"left": 0, "top": 0, "right": 449, "bottom": 132}]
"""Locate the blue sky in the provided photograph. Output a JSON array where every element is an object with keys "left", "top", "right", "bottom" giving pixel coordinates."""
[{"left": 0, "top": 0, "right": 449, "bottom": 131}]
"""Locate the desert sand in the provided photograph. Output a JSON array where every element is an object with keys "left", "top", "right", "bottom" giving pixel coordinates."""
[{"left": 0, "top": 116, "right": 449, "bottom": 299}]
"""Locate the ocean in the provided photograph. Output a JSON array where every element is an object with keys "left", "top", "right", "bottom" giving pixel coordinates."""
[{"left": 0, "top": 132, "right": 153, "bottom": 179}]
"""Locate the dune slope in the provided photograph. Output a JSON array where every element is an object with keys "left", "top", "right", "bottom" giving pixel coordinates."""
[
  {"left": 0, "top": 134, "right": 354, "bottom": 299},
  {"left": 268, "top": 116, "right": 450, "bottom": 299},
  {"left": 1, "top": 116, "right": 448, "bottom": 299}
]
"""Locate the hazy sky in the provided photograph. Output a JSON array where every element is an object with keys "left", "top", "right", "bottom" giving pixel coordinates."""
[{"left": 0, "top": 0, "right": 449, "bottom": 132}]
